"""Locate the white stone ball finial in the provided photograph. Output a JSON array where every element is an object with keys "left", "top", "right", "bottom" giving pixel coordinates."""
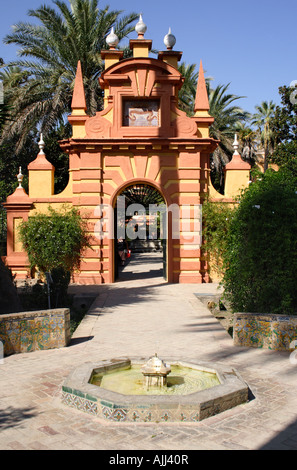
[
  {"left": 17, "top": 167, "right": 24, "bottom": 189},
  {"left": 39, "top": 133, "right": 45, "bottom": 155},
  {"left": 164, "top": 27, "right": 176, "bottom": 50},
  {"left": 135, "top": 14, "right": 147, "bottom": 37},
  {"left": 106, "top": 27, "right": 119, "bottom": 49},
  {"left": 233, "top": 133, "right": 240, "bottom": 155}
]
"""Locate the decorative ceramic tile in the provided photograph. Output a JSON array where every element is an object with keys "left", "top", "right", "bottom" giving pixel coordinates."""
[
  {"left": 126, "top": 408, "right": 156, "bottom": 423},
  {"left": 190, "top": 412, "right": 200, "bottom": 422},
  {"left": 84, "top": 400, "right": 98, "bottom": 415},
  {"left": 160, "top": 412, "right": 170, "bottom": 422},
  {"left": 112, "top": 409, "right": 128, "bottom": 422},
  {"left": 101, "top": 406, "right": 113, "bottom": 420},
  {"left": 144, "top": 411, "right": 153, "bottom": 422},
  {"left": 62, "top": 392, "right": 98, "bottom": 416},
  {"left": 234, "top": 313, "right": 297, "bottom": 351},
  {"left": 131, "top": 411, "right": 141, "bottom": 422},
  {"left": 0, "top": 309, "right": 70, "bottom": 355},
  {"left": 180, "top": 412, "right": 188, "bottom": 422}
]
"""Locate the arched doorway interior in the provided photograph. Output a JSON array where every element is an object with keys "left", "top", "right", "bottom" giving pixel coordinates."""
[{"left": 114, "top": 183, "right": 167, "bottom": 281}]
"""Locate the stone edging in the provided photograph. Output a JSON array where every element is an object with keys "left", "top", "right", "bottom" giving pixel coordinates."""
[{"left": 62, "top": 357, "right": 249, "bottom": 423}]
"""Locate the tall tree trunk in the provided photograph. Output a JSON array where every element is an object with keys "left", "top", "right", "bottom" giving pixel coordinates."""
[{"left": 264, "top": 144, "right": 269, "bottom": 173}]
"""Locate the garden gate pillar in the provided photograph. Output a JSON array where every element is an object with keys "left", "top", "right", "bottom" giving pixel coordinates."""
[{"left": 3, "top": 169, "right": 32, "bottom": 279}]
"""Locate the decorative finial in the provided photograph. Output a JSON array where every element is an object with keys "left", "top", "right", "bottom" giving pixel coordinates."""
[
  {"left": 233, "top": 134, "right": 240, "bottom": 155},
  {"left": 106, "top": 27, "right": 119, "bottom": 49},
  {"left": 38, "top": 133, "right": 45, "bottom": 155},
  {"left": 135, "top": 14, "right": 147, "bottom": 38},
  {"left": 17, "top": 167, "right": 24, "bottom": 189},
  {"left": 164, "top": 27, "right": 176, "bottom": 50}
]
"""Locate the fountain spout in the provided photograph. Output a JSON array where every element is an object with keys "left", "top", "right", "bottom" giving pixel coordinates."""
[{"left": 141, "top": 354, "right": 171, "bottom": 390}]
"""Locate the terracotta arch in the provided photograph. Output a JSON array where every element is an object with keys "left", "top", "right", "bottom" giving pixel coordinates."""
[
  {"left": 108, "top": 178, "right": 173, "bottom": 283},
  {"left": 110, "top": 177, "right": 173, "bottom": 209}
]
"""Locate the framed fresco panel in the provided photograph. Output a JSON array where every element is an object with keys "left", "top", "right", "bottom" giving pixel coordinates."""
[{"left": 123, "top": 100, "right": 160, "bottom": 127}]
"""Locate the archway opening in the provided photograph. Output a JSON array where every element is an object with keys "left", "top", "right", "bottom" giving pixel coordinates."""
[{"left": 114, "top": 183, "right": 167, "bottom": 282}]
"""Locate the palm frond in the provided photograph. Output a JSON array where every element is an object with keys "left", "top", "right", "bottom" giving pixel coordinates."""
[{"left": 1, "top": 0, "right": 138, "bottom": 151}]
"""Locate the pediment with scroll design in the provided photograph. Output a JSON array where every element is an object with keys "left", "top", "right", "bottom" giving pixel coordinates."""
[
  {"left": 127, "top": 69, "right": 158, "bottom": 97},
  {"left": 171, "top": 107, "right": 198, "bottom": 138},
  {"left": 85, "top": 107, "right": 112, "bottom": 138},
  {"left": 100, "top": 58, "right": 183, "bottom": 98}
]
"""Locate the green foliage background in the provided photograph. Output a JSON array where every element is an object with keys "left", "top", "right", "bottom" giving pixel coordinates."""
[
  {"left": 271, "top": 85, "right": 297, "bottom": 179},
  {"left": 221, "top": 169, "right": 297, "bottom": 315},
  {"left": 202, "top": 200, "right": 235, "bottom": 278}
]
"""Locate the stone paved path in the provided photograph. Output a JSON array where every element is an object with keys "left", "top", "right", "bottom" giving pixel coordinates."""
[{"left": 1, "top": 254, "right": 297, "bottom": 450}]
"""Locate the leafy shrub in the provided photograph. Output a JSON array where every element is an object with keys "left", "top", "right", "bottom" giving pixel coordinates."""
[
  {"left": 18, "top": 205, "right": 90, "bottom": 274},
  {"left": 222, "top": 169, "right": 297, "bottom": 314},
  {"left": 202, "top": 199, "right": 236, "bottom": 277}
]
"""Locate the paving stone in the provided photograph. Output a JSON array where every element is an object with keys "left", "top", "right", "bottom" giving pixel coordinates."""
[
  {"left": 1, "top": 258, "right": 297, "bottom": 449},
  {"left": 7, "top": 441, "right": 27, "bottom": 450},
  {"left": 28, "top": 441, "right": 50, "bottom": 450}
]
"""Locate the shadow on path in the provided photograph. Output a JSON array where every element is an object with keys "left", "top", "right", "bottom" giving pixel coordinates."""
[
  {"left": 260, "top": 418, "right": 297, "bottom": 450},
  {"left": 117, "top": 253, "right": 164, "bottom": 282},
  {"left": 0, "top": 406, "right": 37, "bottom": 431}
]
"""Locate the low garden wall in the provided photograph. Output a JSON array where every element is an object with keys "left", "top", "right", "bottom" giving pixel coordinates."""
[
  {"left": 0, "top": 308, "right": 71, "bottom": 356},
  {"left": 233, "top": 313, "right": 297, "bottom": 351}
]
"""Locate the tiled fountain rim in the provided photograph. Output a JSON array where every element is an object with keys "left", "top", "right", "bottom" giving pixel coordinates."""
[{"left": 62, "top": 357, "right": 249, "bottom": 408}]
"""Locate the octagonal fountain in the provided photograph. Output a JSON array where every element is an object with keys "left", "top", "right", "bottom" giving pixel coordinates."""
[{"left": 62, "top": 355, "right": 249, "bottom": 423}]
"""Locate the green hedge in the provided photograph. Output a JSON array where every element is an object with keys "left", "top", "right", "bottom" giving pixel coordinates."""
[{"left": 222, "top": 169, "right": 297, "bottom": 315}]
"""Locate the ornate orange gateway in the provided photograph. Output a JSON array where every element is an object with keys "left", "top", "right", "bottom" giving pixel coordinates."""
[{"left": 4, "top": 18, "right": 251, "bottom": 284}]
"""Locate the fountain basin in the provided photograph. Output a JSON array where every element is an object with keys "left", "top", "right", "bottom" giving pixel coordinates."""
[{"left": 62, "top": 357, "right": 249, "bottom": 423}]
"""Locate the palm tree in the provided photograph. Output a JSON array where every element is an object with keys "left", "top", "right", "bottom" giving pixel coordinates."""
[
  {"left": 178, "top": 68, "right": 249, "bottom": 192},
  {"left": 178, "top": 62, "right": 213, "bottom": 116},
  {"left": 0, "top": 66, "right": 27, "bottom": 133},
  {"left": 208, "top": 83, "right": 249, "bottom": 191},
  {"left": 209, "top": 84, "right": 249, "bottom": 159},
  {"left": 178, "top": 62, "right": 198, "bottom": 115},
  {"left": 236, "top": 122, "right": 258, "bottom": 166},
  {"left": 0, "top": 103, "right": 12, "bottom": 133},
  {"left": 1, "top": 0, "right": 138, "bottom": 152},
  {"left": 0, "top": 58, "right": 8, "bottom": 131},
  {"left": 251, "top": 100, "right": 276, "bottom": 172}
]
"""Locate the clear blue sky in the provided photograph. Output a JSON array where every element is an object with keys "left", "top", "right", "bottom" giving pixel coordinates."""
[{"left": 0, "top": 0, "right": 296, "bottom": 113}]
